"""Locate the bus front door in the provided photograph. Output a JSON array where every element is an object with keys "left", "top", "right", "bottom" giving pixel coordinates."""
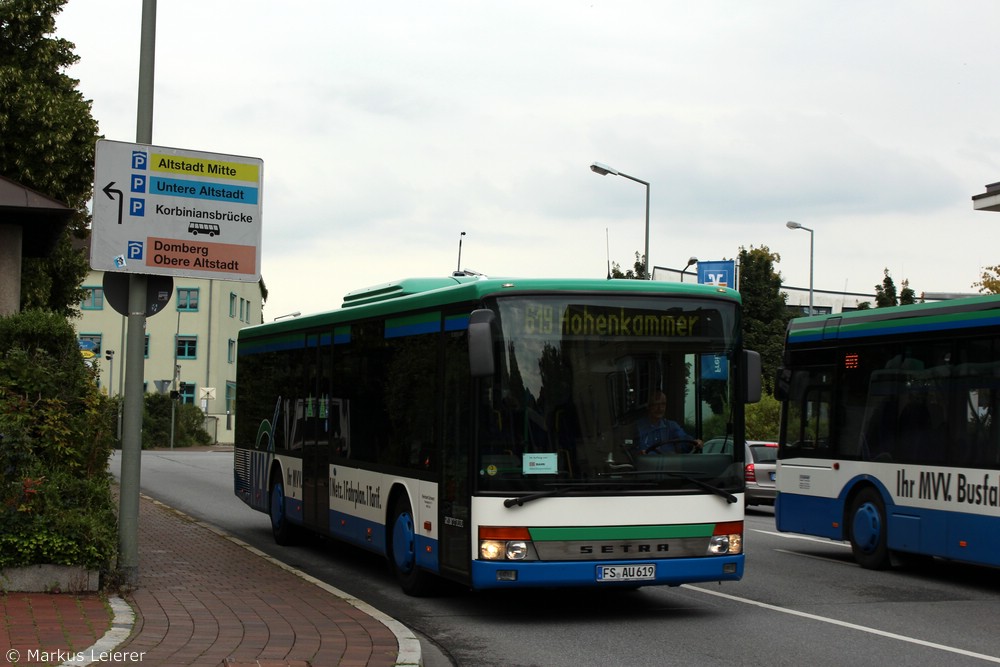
[
  {"left": 303, "top": 334, "right": 332, "bottom": 532},
  {"left": 302, "top": 440, "right": 330, "bottom": 529}
]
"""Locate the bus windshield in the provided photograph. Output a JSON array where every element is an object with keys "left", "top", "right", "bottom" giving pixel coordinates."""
[{"left": 475, "top": 295, "right": 742, "bottom": 495}]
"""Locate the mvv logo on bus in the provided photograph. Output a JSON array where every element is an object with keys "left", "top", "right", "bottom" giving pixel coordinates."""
[{"left": 897, "top": 468, "right": 1000, "bottom": 507}]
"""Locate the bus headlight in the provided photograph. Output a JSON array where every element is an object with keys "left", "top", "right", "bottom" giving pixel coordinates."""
[
  {"left": 478, "top": 527, "right": 538, "bottom": 561},
  {"left": 480, "top": 540, "right": 506, "bottom": 560},
  {"left": 479, "top": 539, "right": 532, "bottom": 561},
  {"left": 708, "top": 521, "right": 743, "bottom": 555},
  {"left": 505, "top": 541, "right": 529, "bottom": 560}
]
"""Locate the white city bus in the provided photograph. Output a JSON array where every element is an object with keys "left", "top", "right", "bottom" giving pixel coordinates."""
[
  {"left": 235, "top": 275, "right": 761, "bottom": 594},
  {"left": 776, "top": 295, "right": 1000, "bottom": 569}
]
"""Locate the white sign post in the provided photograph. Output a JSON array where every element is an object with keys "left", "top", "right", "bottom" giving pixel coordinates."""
[{"left": 92, "top": 140, "right": 263, "bottom": 282}]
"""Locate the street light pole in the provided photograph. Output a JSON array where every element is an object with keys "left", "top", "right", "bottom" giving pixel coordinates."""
[
  {"left": 456, "top": 231, "right": 466, "bottom": 273},
  {"left": 681, "top": 256, "right": 698, "bottom": 282},
  {"left": 591, "top": 162, "right": 651, "bottom": 279},
  {"left": 786, "top": 221, "right": 814, "bottom": 315}
]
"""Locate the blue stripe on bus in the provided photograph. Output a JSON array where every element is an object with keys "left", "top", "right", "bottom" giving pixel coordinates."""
[
  {"left": 775, "top": 493, "right": 844, "bottom": 541},
  {"left": 470, "top": 555, "right": 743, "bottom": 589},
  {"left": 777, "top": 486, "right": 1000, "bottom": 566},
  {"left": 326, "top": 509, "right": 440, "bottom": 573},
  {"left": 239, "top": 337, "right": 305, "bottom": 355},
  {"left": 445, "top": 314, "right": 470, "bottom": 331},
  {"left": 789, "top": 313, "right": 1000, "bottom": 344},
  {"left": 385, "top": 321, "right": 440, "bottom": 338}
]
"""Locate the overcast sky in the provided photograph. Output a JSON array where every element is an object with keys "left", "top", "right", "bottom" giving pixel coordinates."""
[{"left": 58, "top": 1, "right": 1000, "bottom": 319}]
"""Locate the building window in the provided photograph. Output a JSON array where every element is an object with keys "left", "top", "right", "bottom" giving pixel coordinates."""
[
  {"left": 229, "top": 292, "right": 237, "bottom": 318},
  {"left": 177, "top": 288, "right": 199, "bottom": 311},
  {"left": 81, "top": 287, "right": 104, "bottom": 310},
  {"left": 228, "top": 339, "right": 236, "bottom": 363},
  {"left": 144, "top": 334, "right": 150, "bottom": 358},
  {"left": 244, "top": 301, "right": 252, "bottom": 323},
  {"left": 179, "top": 382, "right": 195, "bottom": 405},
  {"left": 239, "top": 298, "right": 246, "bottom": 322},
  {"left": 79, "top": 334, "right": 102, "bottom": 355},
  {"left": 226, "top": 382, "right": 236, "bottom": 415},
  {"left": 176, "top": 335, "right": 198, "bottom": 359}
]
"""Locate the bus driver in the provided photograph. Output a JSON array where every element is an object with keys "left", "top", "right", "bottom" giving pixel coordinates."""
[{"left": 634, "top": 390, "right": 702, "bottom": 454}]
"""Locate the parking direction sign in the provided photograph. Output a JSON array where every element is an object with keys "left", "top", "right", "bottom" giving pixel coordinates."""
[{"left": 91, "top": 140, "right": 263, "bottom": 282}]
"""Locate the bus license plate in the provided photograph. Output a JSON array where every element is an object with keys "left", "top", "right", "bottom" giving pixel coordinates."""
[{"left": 596, "top": 564, "right": 656, "bottom": 582}]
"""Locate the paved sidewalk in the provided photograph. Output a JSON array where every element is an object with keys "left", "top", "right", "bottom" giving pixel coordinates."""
[
  {"left": 0, "top": 592, "right": 114, "bottom": 666},
  {"left": 1, "top": 494, "right": 420, "bottom": 666}
]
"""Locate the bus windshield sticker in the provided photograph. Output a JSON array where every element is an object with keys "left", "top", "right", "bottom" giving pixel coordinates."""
[{"left": 523, "top": 453, "right": 558, "bottom": 475}]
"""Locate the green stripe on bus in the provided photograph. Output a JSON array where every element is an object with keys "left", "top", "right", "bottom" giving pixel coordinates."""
[{"left": 528, "top": 525, "right": 715, "bottom": 541}]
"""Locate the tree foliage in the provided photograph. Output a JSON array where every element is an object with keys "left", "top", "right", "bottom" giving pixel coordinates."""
[
  {"left": 0, "top": 310, "right": 117, "bottom": 568},
  {"left": 609, "top": 252, "right": 647, "bottom": 280},
  {"left": 737, "top": 246, "right": 790, "bottom": 392},
  {"left": 0, "top": 0, "right": 100, "bottom": 315},
  {"left": 872, "top": 268, "right": 916, "bottom": 307},
  {"left": 863, "top": 268, "right": 917, "bottom": 308},
  {"left": 973, "top": 266, "right": 1000, "bottom": 294},
  {"left": 141, "top": 393, "right": 213, "bottom": 449}
]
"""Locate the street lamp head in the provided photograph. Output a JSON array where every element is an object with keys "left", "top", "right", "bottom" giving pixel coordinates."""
[
  {"left": 590, "top": 162, "right": 619, "bottom": 176},
  {"left": 786, "top": 221, "right": 802, "bottom": 230},
  {"left": 685, "top": 256, "right": 698, "bottom": 268}
]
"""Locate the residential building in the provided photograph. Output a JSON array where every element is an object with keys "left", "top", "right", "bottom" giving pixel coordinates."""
[{"left": 77, "top": 268, "right": 264, "bottom": 444}]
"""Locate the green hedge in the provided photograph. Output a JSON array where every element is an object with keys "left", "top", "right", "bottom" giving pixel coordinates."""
[
  {"left": 142, "top": 392, "right": 212, "bottom": 449},
  {"left": 0, "top": 310, "right": 118, "bottom": 568}
]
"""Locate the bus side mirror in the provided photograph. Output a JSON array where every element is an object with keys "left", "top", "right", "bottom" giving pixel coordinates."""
[
  {"left": 743, "top": 350, "right": 762, "bottom": 403},
  {"left": 468, "top": 309, "right": 496, "bottom": 378}
]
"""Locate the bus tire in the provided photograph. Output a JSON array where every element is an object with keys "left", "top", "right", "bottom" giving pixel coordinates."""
[
  {"left": 270, "top": 477, "right": 297, "bottom": 546},
  {"left": 389, "top": 495, "right": 436, "bottom": 596},
  {"left": 848, "top": 487, "right": 890, "bottom": 570}
]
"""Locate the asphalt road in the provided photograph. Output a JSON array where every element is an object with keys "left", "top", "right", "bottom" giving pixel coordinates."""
[{"left": 112, "top": 449, "right": 1000, "bottom": 667}]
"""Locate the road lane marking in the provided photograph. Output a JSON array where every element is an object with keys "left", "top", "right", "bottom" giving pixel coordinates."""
[
  {"left": 751, "top": 528, "right": 851, "bottom": 547},
  {"left": 682, "top": 584, "right": 1000, "bottom": 663}
]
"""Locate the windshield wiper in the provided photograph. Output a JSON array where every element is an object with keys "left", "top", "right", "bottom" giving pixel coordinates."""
[
  {"left": 503, "top": 481, "right": 653, "bottom": 508},
  {"left": 596, "top": 470, "right": 738, "bottom": 504},
  {"left": 660, "top": 471, "right": 738, "bottom": 503}
]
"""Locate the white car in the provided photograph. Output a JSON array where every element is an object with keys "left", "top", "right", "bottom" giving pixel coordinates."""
[{"left": 701, "top": 438, "right": 778, "bottom": 506}]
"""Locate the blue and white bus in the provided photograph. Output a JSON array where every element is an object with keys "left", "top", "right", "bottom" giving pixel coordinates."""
[
  {"left": 776, "top": 294, "right": 1000, "bottom": 569},
  {"left": 234, "top": 275, "right": 762, "bottom": 594}
]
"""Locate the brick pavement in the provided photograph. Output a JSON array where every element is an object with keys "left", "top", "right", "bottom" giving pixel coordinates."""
[
  {"left": 1, "top": 593, "right": 112, "bottom": 666},
  {"left": 1, "top": 494, "right": 420, "bottom": 667}
]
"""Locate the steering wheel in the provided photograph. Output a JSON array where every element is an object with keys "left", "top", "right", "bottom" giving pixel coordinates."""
[{"left": 646, "top": 438, "right": 701, "bottom": 454}]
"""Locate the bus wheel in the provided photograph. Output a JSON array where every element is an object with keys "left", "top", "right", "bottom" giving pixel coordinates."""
[
  {"left": 270, "top": 478, "right": 297, "bottom": 546},
  {"left": 389, "top": 495, "right": 436, "bottom": 596},
  {"left": 848, "top": 488, "right": 890, "bottom": 570}
]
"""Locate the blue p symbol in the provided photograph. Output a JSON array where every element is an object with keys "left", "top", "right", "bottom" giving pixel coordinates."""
[{"left": 130, "top": 198, "right": 145, "bottom": 216}]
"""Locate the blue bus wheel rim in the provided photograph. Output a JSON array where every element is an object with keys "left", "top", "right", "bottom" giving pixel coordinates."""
[
  {"left": 271, "top": 483, "right": 284, "bottom": 528},
  {"left": 393, "top": 511, "right": 416, "bottom": 573},
  {"left": 853, "top": 502, "right": 881, "bottom": 553}
]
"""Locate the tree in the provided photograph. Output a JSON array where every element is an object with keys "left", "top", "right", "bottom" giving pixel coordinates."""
[
  {"left": 0, "top": 0, "right": 100, "bottom": 315},
  {"left": 737, "top": 246, "right": 791, "bottom": 393},
  {"left": 873, "top": 268, "right": 917, "bottom": 308},
  {"left": 609, "top": 251, "right": 647, "bottom": 280},
  {"left": 973, "top": 266, "right": 1000, "bottom": 294}
]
